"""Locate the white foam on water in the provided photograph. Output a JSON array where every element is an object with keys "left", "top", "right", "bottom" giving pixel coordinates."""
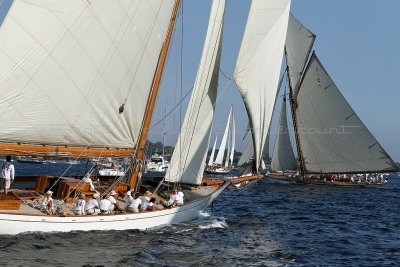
[
  {"left": 198, "top": 210, "right": 212, "bottom": 218},
  {"left": 198, "top": 219, "right": 228, "bottom": 229}
]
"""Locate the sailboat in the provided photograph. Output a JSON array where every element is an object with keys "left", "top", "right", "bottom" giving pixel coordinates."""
[
  {"left": 205, "top": 106, "right": 235, "bottom": 175},
  {"left": 229, "top": 0, "right": 292, "bottom": 187},
  {"left": 267, "top": 14, "right": 399, "bottom": 185},
  {"left": 0, "top": 0, "right": 232, "bottom": 234}
]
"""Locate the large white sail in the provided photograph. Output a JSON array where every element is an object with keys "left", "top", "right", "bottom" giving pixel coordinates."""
[
  {"left": 285, "top": 13, "right": 316, "bottom": 100},
  {"left": 233, "top": 0, "right": 291, "bottom": 170},
  {"left": 0, "top": 0, "right": 175, "bottom": 149},
  {"left": 165, "top": 0, "right": 226, "bottom": 185},
  {"left": 208, "top": 135, "right": 218, "bottom": 166},
  {"left": 296, "top": 54, "right": 399, "bottom": 173},
  {"left": 215, "top": 106, "right": 232, "bottom": 165},
  {"left": 271, "top": 97, "right": 297, "bottom": 172}
]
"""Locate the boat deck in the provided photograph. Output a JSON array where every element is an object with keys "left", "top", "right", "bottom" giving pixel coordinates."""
[{"left": 0, "top": 184, "right": 222, "bottom": 216}]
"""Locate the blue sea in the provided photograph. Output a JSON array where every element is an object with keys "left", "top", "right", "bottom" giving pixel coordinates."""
[{"left": 0, "top": 162, "right": 399, "bottom": 266}]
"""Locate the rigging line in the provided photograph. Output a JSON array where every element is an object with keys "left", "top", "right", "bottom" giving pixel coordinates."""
[
  {"left": 149, "top": 86, "right": 193, "bottom": 130},
  {"left": 219, "top": 68, "right": 232, "bottom": 81},
  {"left": 47, "top": 145, "right": 91, "bottom": 193}
]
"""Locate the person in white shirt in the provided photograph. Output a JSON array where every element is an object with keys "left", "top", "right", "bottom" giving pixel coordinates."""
[
  {"left": 85, "top": 194, "right": 100, "bottom": 215},
  {"left": 40, "top": 191, "right": 53, "bottom": 215},
  {"left": 99, "top": 197, "right": 112, "bottom": 214},
  {"left": 141, "top": 191, "right": 153, "bottom": 211},
  {"left": 82, "top": 174, "right": 95, "bottom": 191},
  {"left": 124, "top": 190, "right": 133, "bottom": 208},
  {"left": 162, "top": 189, "right": 178, "bottom": 208},
  {"left": 106, "top": 190, "right": 122, "bottom": 212},
  {"left": 176, "top": 187, "right": 184, "bottom": 206},
  {"left": 75, "top": 194, "right": 86, "bottom": 215},
  {"left": 126, "top": 193, "right": 141, "bottom": 213},
  {"left": 1, "top": 155, "right": 15, "bottom": 194}
]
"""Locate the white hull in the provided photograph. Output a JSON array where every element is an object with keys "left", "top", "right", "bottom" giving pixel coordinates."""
[{"left": 0, "top": 183, "right": 227, "bottom": 235}]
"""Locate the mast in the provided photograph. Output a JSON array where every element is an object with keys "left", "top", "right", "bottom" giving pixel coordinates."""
[
  {"left": 285, "top": 47, "right": 306, "bottom": 176},
  {"left": 162, "top": 101, "right": 167, "bottom": 157},
  {"left": 129, "top": 0, "right": 181, "bottom": 190}
]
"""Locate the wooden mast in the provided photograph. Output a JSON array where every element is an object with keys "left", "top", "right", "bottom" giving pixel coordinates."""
[
  {"left": 129, "top": 0, "right": 181, "bottom": 190},
  {"left": 284, "top": 47, "right": 306, "bottom": 176}
]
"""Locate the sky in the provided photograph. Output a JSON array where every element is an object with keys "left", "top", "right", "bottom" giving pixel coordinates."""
[
  {"left": 151, "top": 0, "right": 400, "bottom": 162},
  {"left": 0, "top": 0, "right": 399, "bottom": 162}
]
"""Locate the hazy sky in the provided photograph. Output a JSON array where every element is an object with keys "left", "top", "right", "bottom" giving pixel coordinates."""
[{"left": 0, "top": 1, "right": 399, "bottom": 161}]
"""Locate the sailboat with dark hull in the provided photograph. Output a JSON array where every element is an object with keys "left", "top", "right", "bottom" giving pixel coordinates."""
[
  {"left": 267, "top": 14, "right": 399, "bottom": 185},
  {"left": 0, "top": 0, "right": 230, "bottom": 234}
]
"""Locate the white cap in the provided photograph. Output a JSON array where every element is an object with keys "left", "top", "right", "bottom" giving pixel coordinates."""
[
  {"left": 46, "top": 191, "right": 53, "bottom": 195},
  {"left": 92, "top": 193, "right": 99, "bottom": 198},
  {"left": 126, "top": 191, "right": 131, "bottom": 196},
  {"left": 110, "top": 190, "right": 116, "bottom": 196}
]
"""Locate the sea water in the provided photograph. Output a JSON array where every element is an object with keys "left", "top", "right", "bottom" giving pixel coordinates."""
[{"left": 0, "top": 163, "right": 399, "bottom": 266}]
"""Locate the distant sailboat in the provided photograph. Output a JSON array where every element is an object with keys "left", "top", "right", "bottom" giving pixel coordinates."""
[
  {"left": 267, "top": 14, "right": 399, "bottom": 185},
  {"left": 230, "top": 0, "right": 291, "bottom": 187},
  {"left": 205, "top": 106, "right": 235, "bottom": 175}
]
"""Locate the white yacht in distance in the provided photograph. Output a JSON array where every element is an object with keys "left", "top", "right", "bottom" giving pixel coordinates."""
[{"left": 145, "top": 154, "right": 170, "bottom": 174}]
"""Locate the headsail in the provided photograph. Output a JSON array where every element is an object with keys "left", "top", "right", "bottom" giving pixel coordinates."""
[
  {"left": 296, "top": 54, "right": 399, "bottom": 173},
  {"left": 0, "top": 0, "right": 176, "bottom": 149},
  {"left": 233, "top": 0, "right": 291, "bottom": 170},
  {"left": 165, "top": 0, "right": 226, "bottom": 185},
  {"left": 271, "top": 96, "right": 297, "bottom": 172},
  {"left": 285, "top": 13, "right": 316, "bottom": 100}
]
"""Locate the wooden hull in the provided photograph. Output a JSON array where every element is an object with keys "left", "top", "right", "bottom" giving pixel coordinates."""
[{"left": 0, "top": 182, "right": 228, "bottom": 235}]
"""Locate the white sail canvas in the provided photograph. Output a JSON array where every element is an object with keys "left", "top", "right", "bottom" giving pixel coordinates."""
[
  {"left": 0, "top": 0, "right": 175, "bottom": 148},
  {"left": 166, "top": 0, "right": 226, "bottom": 185},
  {"left": 233, "top": 0, "right": 291, "bottom": 170}
]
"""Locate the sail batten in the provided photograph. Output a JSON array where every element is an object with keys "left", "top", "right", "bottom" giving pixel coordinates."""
[
  {"left": 0, "top": 0, "right": 176, "bottom": 149},
  {"left": 296, "top": 54, "right": 399, "bottom": 173},
  {"left": 233, "top": 0, "right": 291, "bottom": 171},
  {"left": 165, "top": 0, "right": 226, "bottom": 185}
]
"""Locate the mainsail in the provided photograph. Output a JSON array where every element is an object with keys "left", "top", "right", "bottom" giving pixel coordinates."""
[
  {"left": 0, "top": 0, "right": 176, "bottom": 149},
  {"left": 270, "top": 96, "right": 297, "bottom": 172},
  {"left": 296, "top": 54, "right": 399, "bottom": 174},
  {"left": 229, "top": 112, "right": 235, "bottom": 166},
  {"left": 285, "top": 13, "right": 316, "bottom": 100},
  {"left": 165, "top": 0, "right": 225, "bottom": 185},
  {"left": 233, "top": 0, "right": 291, "bottom": 170}
]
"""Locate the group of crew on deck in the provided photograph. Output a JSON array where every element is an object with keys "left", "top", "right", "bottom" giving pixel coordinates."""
[
  {"left": 311, "top": 173, "right": 388, "bottom": 184},
  {"left": 40, "top": 187, "right": 185, "bottom": 216}
]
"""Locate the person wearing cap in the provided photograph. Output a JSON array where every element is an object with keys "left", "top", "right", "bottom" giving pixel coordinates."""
[
  {"left": 106, "top": 190, "right": 123, "bottom": 212},
  {"left": 1, "top": 155, "right": 15, "bottom": 195},
  {"left": 85, "top": 193, "right": 100, "bottom": 215},
  {"left": 75, "top": 194, "right": 86, "bottom": 215},
  {"left": 40, "top": 191, "right": 53, "bottom": 215}
]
